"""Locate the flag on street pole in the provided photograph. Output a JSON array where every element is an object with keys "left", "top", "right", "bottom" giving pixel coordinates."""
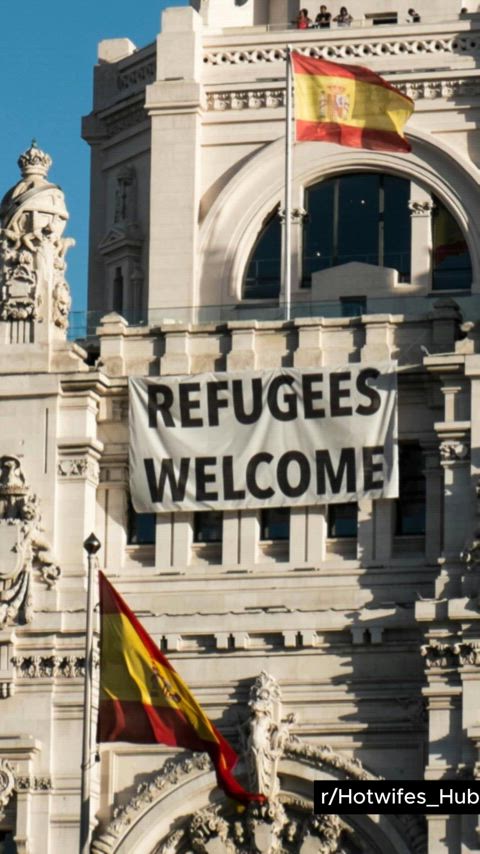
[
  {"left": 97, "top": 570, "right": 264, "bottom": 806},
  {"left": 292, "top": 52, "right": 413, "bottom": 152}
]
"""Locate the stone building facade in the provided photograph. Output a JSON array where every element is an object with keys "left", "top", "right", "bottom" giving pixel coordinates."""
[{"left": 2, "top": 2, "right": 480, "bottom": 852}]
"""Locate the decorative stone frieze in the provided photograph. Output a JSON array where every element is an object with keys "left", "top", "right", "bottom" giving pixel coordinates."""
[
  {"left": 0, "top": 759, "right": 15, "bottom": 820},
  {"left": 0, "top": 142, "right": 74, "bottom": 331},
  {"left": 439, "top": 441, "right": 470, "bottom": 462},
  {"left": 15, "top": 776, "right": 52, "bottom": 792},
  {"left": 57, "top": 456, "right": 99, "bottom": 481},
  {"left": 116, "top": 58, "right": 155, "bottom": 94},
  {"left": 204, "top": 78, "right": 480, "bottom": 111},
  {"left": 12, "top": 654, "right": 93, "bottom": 678},
  {"left": 0, "top": 456, "right": 60, "bottom": 626},
  {"left": 420, "top": 641, "right": 457, "bottom": 669},
  {"left": 203, "top": 37, "right": 480, "bottom": 68},
  {"left": 103, "top": 104, "right": 149, "bottom": 139}
]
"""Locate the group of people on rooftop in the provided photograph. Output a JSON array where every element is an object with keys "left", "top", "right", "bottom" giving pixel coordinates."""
[{"left": 295, "top": 6, "right": 421, "bottom": 28}]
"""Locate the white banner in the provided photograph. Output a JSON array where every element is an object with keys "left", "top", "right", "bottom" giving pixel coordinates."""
[{"left": 129, "top": 365, "right": 398, "bottom": 513}]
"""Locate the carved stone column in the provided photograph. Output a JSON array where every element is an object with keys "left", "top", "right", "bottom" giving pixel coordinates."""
[{"left": 408, "top": 185, "right": 434, "bottom": 291}]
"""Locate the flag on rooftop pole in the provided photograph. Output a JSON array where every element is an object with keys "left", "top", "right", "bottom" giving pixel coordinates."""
[
  {"left": 97, "top": 570, "right": 265, "bottom": 807},
  {"left": 292, "top": 52, "right": 414, "bottom": 152}
]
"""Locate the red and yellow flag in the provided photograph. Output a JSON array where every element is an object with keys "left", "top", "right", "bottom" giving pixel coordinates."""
[
  {"left": 292, "top": 53, "right": 413, "bottom": 153},
  {"left": 97, "top": 571, "right": 264, "bottom": 806}
]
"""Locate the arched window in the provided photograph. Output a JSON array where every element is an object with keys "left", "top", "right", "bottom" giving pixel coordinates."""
[{"left": 242, "top": 172, "right": 472, "bottom": 300}]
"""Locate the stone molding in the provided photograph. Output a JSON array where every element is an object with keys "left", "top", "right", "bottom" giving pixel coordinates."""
[
  {"left": 116, "top": 58, "right": 155, "bottom": 95},
  {"left": 205, "top": 78, "right": 480, "bottom": 111},
  {"left": 203, "top": 37, "right": 480, "bottom": 67},
  {"left": 12, "top": 654, "right": 88, "bottom": 679}
]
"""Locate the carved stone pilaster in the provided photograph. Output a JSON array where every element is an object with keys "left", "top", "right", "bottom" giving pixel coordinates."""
[{"left": 0, "top": 759, "right": 15, "bottom": 820}]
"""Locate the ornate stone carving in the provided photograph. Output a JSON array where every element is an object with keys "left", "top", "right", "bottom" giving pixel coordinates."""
[
  {"left": 160, "top": 801, "right": 345, "bottom": 854},
  {"left": 57, "top": 456, "right": 99, "bottom": 482},
  {"left": 15, "top": 775, "right": 52, "bottom": 791},
  {"left": 0, "top": 455, "right": 60, "bottom": 626},
  {"left": 408, "top": 200, "right": 435, "bottom": 217},
  {"left": 439, "top": 440, "right": 470, "bottom": 462},
  {"left": 12, "top": 655, "right": 87, "bottom": 679},
  {"left": 421, "top": 640, "right": 457, "bottom": 669},
  {"left": 278, "top": 207, "right": 307, "bottom": 226},
  {"left": 461, "top": 535, "right": 480, "bottom": 572},
  {"left": 0, "top": 760, "right": 15, "bottom": 820},
  {"left": 0, "top": 142, "right": 74, "bottom": 332},
  {"left": 453, "top": 641, "right": 480, "bottom": 667},
  {"left": 204, "top": 36, "right": 480, "bottom": 69},
  {"left": 241, "top": 671, "right": 296, "bottom": 798}
]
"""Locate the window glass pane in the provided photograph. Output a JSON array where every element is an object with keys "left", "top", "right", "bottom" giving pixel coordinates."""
[
  {"left": 128, "top": 500, "right": 156, "bottom": 545},
  {"left": 396, "top": 444, "right": 426, "bottom": 535},
  {"left": 260, "top": 507, "right": 290, "bottom": 540},
  {"left": 194, "top": 511, "right": 223, "bottom": 543},
  {"left": 383, "top": 174, "right": 411, "bottom": 279},
  {"left": 432, "top": 198, "right": 472, "bottom": 290},
  {"left": 0, "top": 832, "right": 17, "bottom": 854},
  {"left": 337, "top": 173, "right": 379, "bottom": 265},
  {"left": 328, "top": 503, "right": 358, "bottom": 537},
  {"left": 302, "top": 179, "right": 334, "bottom": 285},
  {"left": 243, "top": 211, "right": 281, "bottom": 299}
]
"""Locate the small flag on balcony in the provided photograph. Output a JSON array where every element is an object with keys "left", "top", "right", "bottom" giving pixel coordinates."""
[
  {"left": 292, "top": 53, "right": 413, "bottom": 152},
  {"left": 97, "top": 571, "right": 264, "bottom": 806}
]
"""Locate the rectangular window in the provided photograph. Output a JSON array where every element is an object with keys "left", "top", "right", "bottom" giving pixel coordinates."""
[
  {"left": 365, "top": 12, "right": 398, "bottom": 25},
  {"left": 340, "top": 296, "right": 366, "bottom": 317},
  {"left": 194, "top": 511, "right": 223, "bottom": 543},
  {"left": 396, "top": 443, "right": 426, "bottom": 535},
  {"left": 128, "top": 499, "right": 156, "bottom": 545},
  {"left": 328, "top": 503, "right": 358, "bottom": 538},
  {"left": 260, "top": 507, "right": 290, "bottom": 540}
]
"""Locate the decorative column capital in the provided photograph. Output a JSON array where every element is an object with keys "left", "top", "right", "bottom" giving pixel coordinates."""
[
  {"left": 408, "top": 200, "right": 436, "bottom": 218},
  {"left": 439, "top": 440, "right": 470, "bottom": 464},
  {"left": 278, "top": 207, "right": 307, "bottom": 225}
]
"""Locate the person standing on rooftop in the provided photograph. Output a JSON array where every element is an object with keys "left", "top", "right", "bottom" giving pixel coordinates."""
[
  {"left": 333, "top": 6, "right": 353, "bottom": 25},
  {"left": 296, "top": 8, "right": 312, "bottom": 28},
  {"left": 315, "top": 5, "right": 332, "bottom": 27}
]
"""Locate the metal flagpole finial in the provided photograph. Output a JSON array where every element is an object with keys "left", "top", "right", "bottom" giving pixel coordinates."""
[{"left": 83, "top": 533, "right": 101, "bottom": 555}]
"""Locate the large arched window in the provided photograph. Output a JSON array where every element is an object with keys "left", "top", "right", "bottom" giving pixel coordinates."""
[{"left": 242, "top": 172, "right": 472, "bottom": 299}]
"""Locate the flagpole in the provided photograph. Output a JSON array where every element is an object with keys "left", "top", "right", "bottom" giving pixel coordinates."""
[
  {"left": 79, "top": 533, "right": 101, "bottom": 854},
  {"left": 284, "top": 43, "right": 293, "bottom": 322}
]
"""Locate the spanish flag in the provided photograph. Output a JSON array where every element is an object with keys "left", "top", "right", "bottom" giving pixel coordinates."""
[
  {"left": 292, "top": 53, "right": 413, "bottom": 153},
  {"left": 97, "top": 571, "right": 264, "bottom": 806}
]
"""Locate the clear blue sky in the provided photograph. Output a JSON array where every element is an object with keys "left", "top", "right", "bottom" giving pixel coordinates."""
[{"left": 1, "top": 0, "right": 187, "bottom": 313}]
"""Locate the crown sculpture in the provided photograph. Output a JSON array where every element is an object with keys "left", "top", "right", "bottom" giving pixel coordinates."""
[{"left": 0, "top": 141, "right": 74, "bottom": 331}]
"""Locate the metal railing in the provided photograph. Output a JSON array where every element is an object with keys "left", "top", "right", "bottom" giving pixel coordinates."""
[{"left": 67, "top": 291, "right": 478, "bottom": 341}]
